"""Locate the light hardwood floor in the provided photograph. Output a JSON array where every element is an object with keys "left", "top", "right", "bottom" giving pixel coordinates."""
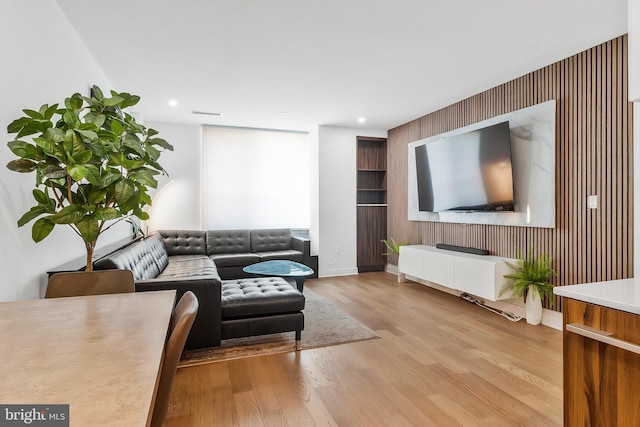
[{"left": 165, "top": 272, "right": 563, "bottom": 426}]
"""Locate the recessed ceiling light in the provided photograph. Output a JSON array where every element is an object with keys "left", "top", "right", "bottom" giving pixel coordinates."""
[
  {"left": 168, "top": 99, "right": 178, "bottom": 107},
  {"left": 280, "top": 111, "right": 288, "bottom": 115},
  {"left": 357, "top": 117, "right": 366, "bottom": 123}
]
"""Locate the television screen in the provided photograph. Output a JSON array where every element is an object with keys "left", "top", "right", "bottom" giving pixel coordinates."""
[{"left": 415, "top": 121, "right": 515, "bottom": 212}]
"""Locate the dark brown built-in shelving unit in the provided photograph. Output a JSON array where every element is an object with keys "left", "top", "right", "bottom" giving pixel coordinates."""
[{"left": 356, "top": 136, "right": 387, "bottom": 272}]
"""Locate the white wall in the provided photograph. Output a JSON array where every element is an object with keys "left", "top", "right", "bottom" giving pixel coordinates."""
[
  {"left": 144, "top": 121, "right": 202, "bottom": 232},
  {"left": 630, "top": 0, "right": 640, "bottom": 101},
  {"left": 635, "top": 104, "right": 640, "bottom": 276},
  {"left": 0, "top": 2, "right": 129, "bottom": 301},
  {"left": 307, "top": 127, "right": 320, "bottom": 256},
  {"left": 318, "top": 125, "right": 387, "bottom": 277},
  {"left": 631, "top": 1, "right": 640, "bottom": 276}
]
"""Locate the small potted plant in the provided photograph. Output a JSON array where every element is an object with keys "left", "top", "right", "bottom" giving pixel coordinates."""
[
  {"left": 500, "top": 248, "right": 557, "bottom": 325},
  {"left": 381, "top": 237, "right": 411, "bottom": 282},
  {"left": 381, "top": 237, "right": 404, "bottom": 256}
]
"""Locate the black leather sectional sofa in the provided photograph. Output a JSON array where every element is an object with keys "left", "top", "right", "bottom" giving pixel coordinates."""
[{"left": 92, "top": 229, "right": 311, "bottom": 350}]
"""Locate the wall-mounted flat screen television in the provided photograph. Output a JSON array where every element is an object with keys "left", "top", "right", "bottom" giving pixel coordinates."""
[{"left": 415, "top": 121, "right": 515, "bottom": 212}]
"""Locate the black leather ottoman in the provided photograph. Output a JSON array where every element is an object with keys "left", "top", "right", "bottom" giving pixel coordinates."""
[{"left": 220, "top": 277, "right": 305, "bottom": 349}]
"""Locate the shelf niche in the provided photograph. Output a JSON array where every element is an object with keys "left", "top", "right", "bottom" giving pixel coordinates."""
[{"left": 357, "top": 136, "right": 387, "bottom": 272}]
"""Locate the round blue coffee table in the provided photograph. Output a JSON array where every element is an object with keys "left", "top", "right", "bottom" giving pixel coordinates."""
[{"left": 243, "top": 260, "right": 314, "bottom": 292}]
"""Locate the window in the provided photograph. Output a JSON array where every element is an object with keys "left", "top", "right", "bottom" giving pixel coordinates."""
[{"left": 202, "top": 126, "right": 310, "bottom": 229}]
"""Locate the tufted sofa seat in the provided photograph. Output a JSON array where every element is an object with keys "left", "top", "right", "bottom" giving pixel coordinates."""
[
  {"left": 222, "top": 277, "right": 306, "bottom": 318},
  {"left": 93, "top": 230, "right": 307, "bottom": 350},
  {"left": 220, "top": 277, "right": 305, "bottom": 343}
]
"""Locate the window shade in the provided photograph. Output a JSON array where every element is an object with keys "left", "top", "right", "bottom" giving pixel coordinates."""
[{"left": 202, "top": 126, "right": 310, "bottom": 229}]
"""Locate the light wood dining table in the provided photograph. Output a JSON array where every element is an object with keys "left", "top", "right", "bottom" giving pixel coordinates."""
[{"left": 0, "top": 290, "right": 176, "bottom": 426}]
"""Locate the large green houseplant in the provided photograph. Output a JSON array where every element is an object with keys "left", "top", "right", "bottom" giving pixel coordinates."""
[
  {"left": 500, "top": 248, "right": 557, "bottom": 325},
  {"left": 6, "top": 85, "right": 173, "bottom": 271}
]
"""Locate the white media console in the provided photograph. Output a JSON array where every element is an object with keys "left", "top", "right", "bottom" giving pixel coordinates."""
[{"left": 398, "top": 245, "right": 517, "bottom": 301}]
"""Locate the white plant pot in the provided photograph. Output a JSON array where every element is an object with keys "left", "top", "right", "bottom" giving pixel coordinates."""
[{"left": 526, "top": 288, "right": 543, "bottom": 325}]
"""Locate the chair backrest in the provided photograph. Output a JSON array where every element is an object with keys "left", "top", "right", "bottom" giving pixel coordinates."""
[
  {"left": 151, "top": 291, "right": 199, "bottom": 427},
  {"left": 45, "top": 270, "right": 135, "bottom": 298}
]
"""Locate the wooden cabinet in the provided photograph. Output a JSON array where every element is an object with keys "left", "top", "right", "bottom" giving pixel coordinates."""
[
  {"left": 356, "top": 136, "right": 387, "bottom": 272},
  {"left": 562, "top": 298, "right": 640, "bottom": 426}
]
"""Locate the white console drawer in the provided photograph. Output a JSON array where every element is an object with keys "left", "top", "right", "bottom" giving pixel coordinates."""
[
  {"left": 455, "top": 258, "right": 498, "bottom": 300},
  {"left": 423, "top": 251, "right": 455, "bottom": 287},
  {"left": 399, "top": 246, "right": 425, "bottom": 278}
]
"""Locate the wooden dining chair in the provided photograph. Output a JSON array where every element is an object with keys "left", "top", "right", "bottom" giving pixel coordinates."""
[
  {"left": 45, "top": 270, "right": 135, "bottom": 298},
  {"left": 151, "top": 291, "right": 199, "bottom": 427}
]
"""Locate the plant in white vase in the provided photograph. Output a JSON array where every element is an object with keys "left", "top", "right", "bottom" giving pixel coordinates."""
[{"left": 500, "top": 248, "right": 557, "bottom": 325}]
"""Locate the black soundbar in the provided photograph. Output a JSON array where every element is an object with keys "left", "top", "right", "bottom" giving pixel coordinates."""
[{"left": 436, "top": 244, "right": 490, "bottom": 256}]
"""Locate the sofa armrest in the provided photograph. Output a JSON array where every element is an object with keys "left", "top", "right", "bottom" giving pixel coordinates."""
[
  {"left": 291, "top": 235, "right": 310, "bottom": 255},
  {"left": 291, "top": 236, "right": 315, "bottom": 272},
  {"left": 135, "top": 276, "right": 222, "bottom": 350}
]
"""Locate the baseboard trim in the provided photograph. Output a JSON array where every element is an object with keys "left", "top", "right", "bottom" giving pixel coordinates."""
[
  {"left": 318, "top": 267, "right": 359, "bottom": 278},
  {"left": 541, "top": 309, "right": 563, "bottom": 331},
  {"left": 385, "top": 264, "right": 399, "bottom": 275}
]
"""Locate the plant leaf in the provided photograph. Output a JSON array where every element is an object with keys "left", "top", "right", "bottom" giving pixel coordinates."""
[
  {"left": 103, "top": 96, "right": 124, "bottom": 106},
  {"left": 115, "top": 179, "right": 134, "bottom": 203},
  {"left": 148, "top": 137, "right": 174, "bottom": 151},
  {"left": 84, "top": 112, "right": 106, "bottom": 128},
  {"left": 23, "top": 109, "right": 43, "bottom": 120},
  {"left": 87, "top": 188, "right": 108, "bottom": 205},
  {"left": 48, "top": 205, "right": 84, "bottom": 224},
  {"left": 67, "top": 164, "right": 101, "bottom": 185},
  {"left": 73, "top": 150, "right": 93, "bottom": 164},
  {"left": 110, "top": 120, "right": 123, "bottom": 136},
  {"left": 94, "top": 207, "right": 121, "bottom": 221},
  {"left": 64, "top": 93, "right": 83, "bottom": 111},
  {"left": 43, "top": 127, "right": 65, "bottom": 143},
  {"left": 6, "top": 159, "right": 37, "bottom": 172},
  {"left": 118, "top": 93, "right": 140, "bottom": 109},
  {"left": 76, "top": 129, "right": 98, "bottom": 141},
  {"left": 32, "top": 189, "right": 49, "bottom": 205},
  {"left": 32, "top": 217, "right": 54, "bottom": 242},
  {"left": 7, "top": 140, "right": 38, "bottom": 159},
  {"left": 42, "top": 165, "right": 67, "bottom": 179},
  {"left": 7, "top": 117, "right": 30, "bottom": 133},
  {"left": 145, "top": 144, "right": 160, "bottom": 161},
  {"left": 98, "top": 171, "right": 122, "bottom": 189},
  {"left": 43, "top": 103, "right": 59, "bottom": 120},
  {"left": 34, "top": 137, "right": 65, "bottom": 161},
  {"left": 130, "top": 167, "right": 159, "bottom": 188},
  {"left": 76, "top": 216, "right": 99, "bottom": 242},
  {"left": 17, "top": 206, "right": 47, "bottom": 227}
]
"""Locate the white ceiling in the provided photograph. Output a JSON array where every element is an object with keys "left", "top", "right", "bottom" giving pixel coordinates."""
[{"left": 56, "top": 0, "right": 627, "bottom": 132}]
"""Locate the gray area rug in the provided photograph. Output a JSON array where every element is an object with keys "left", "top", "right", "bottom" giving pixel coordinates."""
[{"left": 179, "top": 288, "right": 379, "bottom": 367}]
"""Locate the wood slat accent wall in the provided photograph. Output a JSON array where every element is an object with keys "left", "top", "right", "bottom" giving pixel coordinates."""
[{"left": 387, "top": 36, "right": 633, "bottom": 312}]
